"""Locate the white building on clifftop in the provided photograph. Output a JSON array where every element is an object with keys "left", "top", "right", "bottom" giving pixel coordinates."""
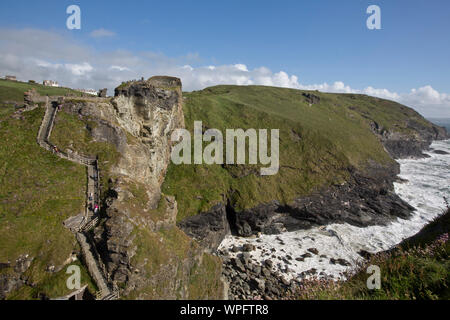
[
  {"left": 43, "top": 80, "right": 59, "bottom": 87},
  {"left": 76, "top": 88, "right": 98, "bottom": 96}
]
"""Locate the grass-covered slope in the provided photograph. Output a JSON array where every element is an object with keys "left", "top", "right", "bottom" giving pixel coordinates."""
[
  {"left": 50, "top": 111, "right": 120, "bottom": 199},
  {"left": 162, "top": 85, "right": 433, "bottom": 221},
  {"left": 0, "top": 106, "right": 96, "bottom": 299},
  {"left": 0, "top": 79, "right": 83, "bottom": 104},
  {"left": 0, "top": 80, "right": 98, "bottom": 299}
]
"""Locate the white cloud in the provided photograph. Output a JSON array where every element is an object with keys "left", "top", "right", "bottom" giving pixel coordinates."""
[
  {"left": 110, "top": 65, "right": 130, "bottom": 72},
  {"left": 0, "top": 28, "right": 449, "bottom": 118},
  {"left": 90, "top": 28, "right": 116, "bottom": 38},
  {"left": 234, "top": 64, "right": 249, "bottom": 72},
  {"left": 362, "top": 86, "right": 401, "bottom": 100},
  {"left": 65, "top": 62, "right": 93, "bottom": 76}
]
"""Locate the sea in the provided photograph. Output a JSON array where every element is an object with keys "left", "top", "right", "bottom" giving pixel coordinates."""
[{"left": 218, "top": 139, "right": 450, "bottom": 281}]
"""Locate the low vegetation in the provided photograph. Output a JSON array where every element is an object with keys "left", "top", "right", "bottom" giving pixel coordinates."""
[
  {"left": 0, "top": 79, "right": 83, "bottom": 104},
  {"left": 50, "top": 110, "right": 120, "bottom": 199},
  {"left": 127, "top": 225, "right": 223, "bottom": 299},
  {"left": 0, "top": 103, "right": 94, "bottom": 299}
]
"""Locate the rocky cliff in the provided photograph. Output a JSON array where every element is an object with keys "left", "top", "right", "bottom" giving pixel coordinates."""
[
  {"left": 179, "top": 159, "right": 416, "bottom": 250},
  {"left": 44, "top": 77, "right": 223, "bottom": 299},
  {"left": 110, "top": 76, "right": 185, "bottom": 206},
  {"left": 369, "top": 118, "right": 448, "bottom": 159}
]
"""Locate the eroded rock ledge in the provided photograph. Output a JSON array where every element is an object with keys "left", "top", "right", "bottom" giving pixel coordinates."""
[{"left": 370, "top": 118, "right": 448, "bottom": 159}]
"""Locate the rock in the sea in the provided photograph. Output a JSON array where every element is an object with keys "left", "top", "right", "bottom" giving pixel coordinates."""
[
  {"left": 243, "top": 243, "right": 256, "bottom": 252},
  {"left": 330, "top": 258, "right": 351, "bottom": 266},
  {"left": 231, "top": 245, "right": 240, "bottom": 253},
  {"left": 433, "top": 149, "right": 449, "bottom": 155},
  {"left": 358, "top": 250, "right": 373, "bottom": 260},
  {"left": 231, "top": 258, "right": 246, "bottom": 273},
  {"left": 307, "top": 248, "right": 319, "bottom": 255},
  {"left": 264, "top": 259, "right": 273, "bottom": 268}
]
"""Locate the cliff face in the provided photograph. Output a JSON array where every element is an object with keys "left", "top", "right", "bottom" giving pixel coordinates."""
[
  {"left": 51, "top": 77, "right": 223, "bottom": 299},
  {"left": 94, "top": 77, "right": 222, "bottom": 299},
  {"left": 370, "top": 118, "right": 448, "bottom": 159},
  {"left": 111, "top": 76, "right": 185, "bottom": 206}
]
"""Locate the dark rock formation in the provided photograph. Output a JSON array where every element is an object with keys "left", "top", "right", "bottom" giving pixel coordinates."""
[
  {"left": 179, "top": 162, "right": 414, "bottom": 247},
  {"left": 433, "top": 149, "right": 449, "bottom": 155},
  {"left": 98, "top": 88, "right": 107, "bottom": 98},
  {"left": 177, "top": 203, "right": 230, "bottom": 253},
  {"left": 220, "top": 251, "right": 306, "bottom": 300},
  {"left": 0, "top": 254, "right": 34, "bottom": 299},
  {"left": 114, "top": 76, "right": 182, "bottom": 111},
  {"left": 302, "top": 92, "right": 320, "bottom": 105}
]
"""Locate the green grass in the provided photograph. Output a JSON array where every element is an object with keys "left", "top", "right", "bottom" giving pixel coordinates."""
[
  {"left": 0, "top": 79, "right": 83, "bottom": 103},
  {"left": 188, "top": 253, "right": 224, "bottom": 299},
  {"left": 50, "top": 110, "right": 121, "bottom": 199},
  {"left": 296, "top": 208, "right": 450, "bottom": 300},
  {"left": 163, "top": 85, "right": 427, "bottom": 220},
  {"left": 0, "top": 105, "right": 94, "bottom": 299},
  {"left": 126, "top": 224, "right": 223, "bottom": 299},
  {"left": 6, "top": 259, "right": 97, "bottom": 300}
]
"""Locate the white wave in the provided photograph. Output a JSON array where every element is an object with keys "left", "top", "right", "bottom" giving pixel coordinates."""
[{"left": 218, "top": 140, "right": 450, "bottom": 281}]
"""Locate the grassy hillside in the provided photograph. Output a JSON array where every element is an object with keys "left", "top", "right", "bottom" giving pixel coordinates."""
[
  {"left": 296, "top": 208, "right": 450, "bottom": 300},
  {"left": 0, "top": 105, "right": 96, "bottom": 299},
  {"left": 51, "top": 111, "right": 120, "bottom": 199},
  {"left": 0, "top": 79, "right": 83, "bottom": 104},
  {"left": 162, "top": 85, "right": 432, "bottom": 221}
]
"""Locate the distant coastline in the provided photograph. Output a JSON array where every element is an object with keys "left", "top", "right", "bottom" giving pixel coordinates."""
[{"left": 428, "top": 118, "right": 450, "bottom": 131}]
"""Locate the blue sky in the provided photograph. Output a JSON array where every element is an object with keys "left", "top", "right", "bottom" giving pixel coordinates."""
[{"left": 0, "top": 0, "right": 449, "bottom": 116}]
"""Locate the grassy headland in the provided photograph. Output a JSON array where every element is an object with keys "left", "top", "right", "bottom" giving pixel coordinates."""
[{"left": 162, "top": 85, "right": 434, "bottom": 221}]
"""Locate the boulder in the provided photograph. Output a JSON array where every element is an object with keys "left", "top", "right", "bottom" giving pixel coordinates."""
[
  {"left": 243, "top": 243, "right": 256, "bottom": 252},
  {"left": 307, "top": 248, "right": 319, "bottom": 255}
]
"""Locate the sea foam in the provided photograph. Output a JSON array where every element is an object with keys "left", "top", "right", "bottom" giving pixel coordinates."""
[{"left": 218, "top": 140, "right": 450, "bottom": 281}]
